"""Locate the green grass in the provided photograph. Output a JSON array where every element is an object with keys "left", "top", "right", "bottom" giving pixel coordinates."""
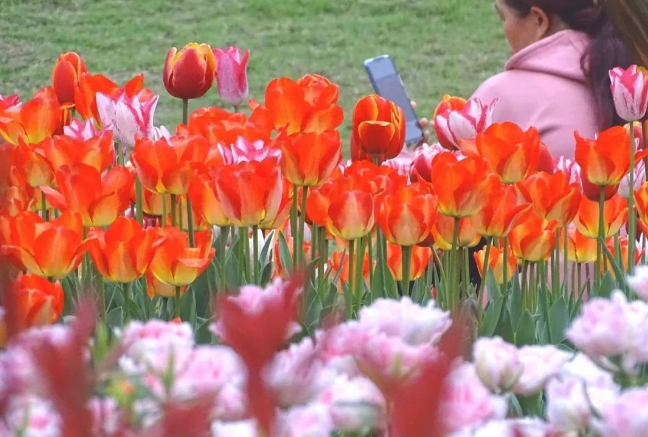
[{"left": 0, "top": 0, "right": 507, "bottom": 142}]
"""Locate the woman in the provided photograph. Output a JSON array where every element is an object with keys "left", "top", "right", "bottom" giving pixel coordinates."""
[{"left": 423, "top": 0, "right": 633, "bottom": 159}]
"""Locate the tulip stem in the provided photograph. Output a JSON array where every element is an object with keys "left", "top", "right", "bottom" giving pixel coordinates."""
[
  {"left": 501, "top": 236, "right": 509, "bottom": 295},
  {"left": 521, "top": 261, "right": 529, "bottom": 310},
  {"left": 135, "top": 178, "right": 144, "bottom": 226},
  {"left": 318, "top": 227, "right": 327, "bottom": 295},
  {"left": 450, "top": 217, "right": 460, "bottom": 312},
  {"left": 174, "top": 285, "right": 181, "bottom": 318},
  {"left": 124, "top": 281, "right": 132, "bottom": 324},
  {"left": 348, "top": 239, "right": 356, "bottom": 305},
  {"left": 401, "top": 245, "right": 412, "bottom": 297},
  {"left": 367, "top": 233, "right": 374, "bottom": 292},
  {"left": 376, "top": 230, "right": 387, "bottom": 299},
  {"left": 629, "top": 120, "right": 637, "bottom": 274},
  {"left": 291, "top": 185, "right": 298, "bottom": 266},
  {"left": 552, "top": 229, "right": 560, "bottom": 296},
  {"left": 170, "top": 194, "right": 177, "bottom": 227},
  {"left": 182, "top": 99, "right": 189, "bottom": 125},
  {"left": 117, "top": 142, "right": 124, "bottom": 166},
  {"left": 187, "top": 199, "right": 195, "bottom": 248},
  {"left": 642, "top": 121, "right": 648, "bottom": 182},
  {"left": 253, "top": 225, "right": 259, "bottom": 284},
  {"left": 97, "top": 273, "right": 105, "bottom": 321},
  {"left": 41, "top": 194, "right": 48, "bottom": 221},
  {"left": 178, "top": 198, "right": 184, "bottom": 231},
  {"left": 563, "top": 228, "right": 569, "bottom": 295},
  {"left": 355, "top": 237, "right": 367, "bottom": 309},
  {"left": 596, "top": 187, "right": 605, "bottom": 287},
  {"left": 311, "top": 224, "right": 319, "bottom": 283},
  {"left": 219, "top": 226, "right": 229, "bottom": 290},
  {"left": 530, "top": 262, "right": 537, "bottom": 312},
  {"left": 162, "top": 194, "right": 168, "bottom": 227},
  {"left": 298, "top": 186, "right": 309, "bottom": 267},
  {"left": 477, "top": 237, "right": 493, "bottom": 318}
]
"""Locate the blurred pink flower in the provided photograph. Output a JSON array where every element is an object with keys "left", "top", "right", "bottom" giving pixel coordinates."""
[
  {"left": 593, "top": 387, "right": 648, "bottom": 437},
  {"left": 0, "top": 94, "right": 21, "bottom": 110},
  {"left": 554, "top": 156, "right": 581, "bottom": 185},
  {"left": 211, "top": 420, "right": 258, "bottom": 437},
  {"left": 228, "top": 137, "right": 282, "bottom": 163},
  {"left": 628, "top": 265, "right": 648, "bottom": 301},
  {"left": 5, "top": 395, "right": 61, "bottom": 437},
  {"left": 609, "top": 65, "right": 648, "bottom": 122},
  {"left": 278, "top": 403, "right": 333, "bottom": 437},
  {"left": 383, "top": 151, "right": 413, "bottom": 180},
  {"left": 318, "top": 375, "right": 384, "bottom": 433},
  {"left": 513, "top": 345, "right": 573, "bottom": 396},
  {"left": 473, "top": 336, "right": 524, "bottom": 393},
  {"left": 214, "top": 47, "right": 250, "bottom": 107},
  {"left": 409, "top": 142, "right": 447, "bottom": 182}
]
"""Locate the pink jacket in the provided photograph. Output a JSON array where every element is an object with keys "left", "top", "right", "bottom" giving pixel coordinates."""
[{"left": 472, "top": 30, "right": 602, "bottom": 160}]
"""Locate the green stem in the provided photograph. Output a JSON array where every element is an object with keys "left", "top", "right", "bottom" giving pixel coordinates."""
[
  {"left": 97, "top": 273, "right": 105, "bottom": 321},
  {"left": 502, "top": 236, "right": 509, "bottom": 294},
  {"left": 642, "top": 120, "right": 648, "bottom": 182},
  {"left": 291, "top": 185, "right": 299, "bottom": 266},
  {"left": 311, "top": 224, "right": 319, "bottom": 270},
  {"left": 253, "top": 225, "right": 259, "bottom": 284},
  {"left": 521, "top": 261, "right": 529, "bottom": 311},
  {"left": 450, "top": 217, "right": 461, "bottom": 312},
  {"left": 170, "top": 194, "right": 177, "bottom": 227},
  {"left": 318, "top": 227, "right": 327, "bottom": 295},
  {"left": 41, "top": 194, "right": 48, "bottom": 221},
  {"left": 161, "top": 193, "right": 168, "bottom": 227},
  {"left": 401, "top": 245, "right": 412, "bottom": 297},
  {"left": 135, "top": 178, "right": 144, "bottom": 226},
  {"left": 477, "top": 237, "right": 493, "bottom": 321},
  {"left": 187, "top": 199, "right": 195, "bottom": 247},
  {"left": 348, "top": 239, "right": 356, "bottom": 301},
  {"left": 219, "top": 226, "right": 229, "bottom": 289},
  {"left": 178, "top": 198, "right": 184, "bottom": 231},
  {"left": 376, "top": 229, "right": 388, "bottom": 299},
  {"left": 182, "top": 99, "right": 189, "bottom": 125},
  {"left": 174, "top": 285, "right": 181, "bottom": 318},
  {"left": 563, "top": 227, "right": 569, "bottom": 295},
  {"left": 629, "top": 120, "right": 637, "bottom": 274},
  {"left": 367, "top": 233, "right": 374, "bottom": 291},
  {"left": 298, "top": 186, "right": 309, "bottom": 267},
  {"left": 355, "top": 237, "right": 367, "bottom": 310},
  {"left": 124, "top": 281, "right": 132, "bottom": 324},
  {"left": 239, "top": 227, "right": 249, "bottom": 284},
  {"left": 540, "top": 260, "right": 552, "bottom": 341},
  {"left": 596, "top": 186, "right": 605, "bottom": 287},
  {"left": 530, "top": 262, "right": 537, "bottom": 312},
  {"left": 552, "top": 229, "right": 560, "bottom": 296},
  {"left": 571, "top": 261, "right": 577, "bottom": 299},
  {"left": 117, "top": 142, "right": 124, "bottom": 166}
]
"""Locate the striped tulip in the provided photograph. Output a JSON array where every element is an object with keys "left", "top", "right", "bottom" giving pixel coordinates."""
[
  {"left": 51, "top": 52, "right": 87, "bottom": 108},
  {"left": 471, "top": 178, "right": 530, "bottom": 238},
  {"left": 609, "top": 65, "right": 648, "bottom": 122},
  {"left": 431, "top": 214, "right": 482, "bottom": 250}
]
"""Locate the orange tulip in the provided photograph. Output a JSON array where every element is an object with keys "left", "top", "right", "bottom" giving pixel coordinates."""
[
  {"left": 37, "top": 131, "right": 114, "bottom": 173},
  {"left": 474, "top": 244, "right": 517, "bottom": 285},
  {"left": 179, "top": 106, "right": 272, "bottom": 146},
  {"left": 188, "top": 172, "right": 232, "bottom": 227},
  {"left": 0, "top": 186, "right": 35, "bottom": 216},
  {"left": 0, "top": 87, "right": 61, "bottom": 145},
  {"left": 386, "top": 243, "right": 432, "bottom": 281},
  {"left": 140, "top": 190, "right": 171, "bottom": 217},
  {"left": 519, "top": 171, "right": 582, "bottom": 227},
  {"left": 605, "top": 236, "right": 642, "bottom": 275},
  {"left": 634, "top": 181, "right": 648, "bottom": 228},
  {"left": 560, "top": 227, "right": 598, "bottom": 263},
  {"left": 86, "top": 217, "right": 164, "bottom": 283},
  {"left": 280, "top": 130, "right": 342, "bottom": 187},
  {"left": 375, "top": 182, "right": 438, "bottom": 246},
  {"left": 262, "top": 76, "right": 343, "bottom": 135},
  {"left": 163, "top": 43, "right": 216, "bottom": 100},
  {"left": 345, "top": 160, "right": 408, "bottom": 194},
  {"left": 471, "top": 178, "right": 530, "bottom": 238},
  {"left": 146, "top": 269, "right": 188, "bottom": 298},
  {"left": 306, "top": 179, "right": 343, "bottom": 231},
  {"left": 575, "top": 126, "right": 648, "bottom": 187},
  {"left": 325, "top": 180, "right": 375, "bottom": 241},
  {"left": 41, "top": 164, "right": 134, "bottom": 227},
  {"left": 148, "top": 227, "right": 215, "bottom": 286},
  {"left": 475, "top": 122, "right": 540, "bottom": 184},
  {"left": 9, "top": 274, "right": 64, "bottom": 328},
  {"left": 74, "top": 73, "right": 119, "bottom": 122},
  {"left": 509, "top": 213, "right": 557, "bottom": 262},
  {"left": 12, "top": 139, "right": 55, "bottom": 188},
  {"left": 574, "top": 194, "right": 628, "bottom": 239},
  {"left": 0, "top": 211, "right": 86, "bottom": 279},
  {"left": 214, "top": 158, "right": 284, "bottom": 227},
  {"left": 131, "top": 135, "right": 208, "bottom": 195},
  {"left": 430, "top": 152, "right": 493, "bottom": 218},
  {"left": 350, "top": 94, "right": 405, "bottom": 162},
  {"left": 328, "top": 251, "right": 371, "bottom": 290},
  {"left": 273, "top": 230, "right": 312, "bottom": 280},
  {"left": 51, "top": 52, "right": 87, "bottom": 107},
  {"left": 432, "top": 214, "right": 481, "bottom": 250}
]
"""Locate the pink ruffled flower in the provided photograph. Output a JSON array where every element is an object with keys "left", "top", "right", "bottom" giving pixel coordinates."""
[
  {"left": 278, "top": 403, "right": 333, "bottom": 437},
  {"left": 211, "top": 420, "right": 258, "bottom": 437},
  {"left": 5, "top": 395, "right": 61, "bottom": 437},
  {"left": 213, "top": 47, "right": 250, "bottom": 107},
  {"left": 318, "top": 375, "right": 385, "bottom": 433},
  {"left": 513, "top": 345, "right": 573, "bottom": 396},
  {"left": 473, "top": 336, "right": 524, "bottom": 393},
  {"left": 96, "top": 90, "right": 162, "bottom": 150},
  {"left": 609, "top": 65, "right": 648, "bottom": 122},
  {"left": 409, "top": 142, "right": 447, "bottom": 182},
  {"left": 357, "top": 297, "right": 451, "bottom": 346},
  {"left": 628, "top": 265, "right": 648, "bottom": 301},
  {"left": 383, "top": 150, "right": 413, "bottom": 181},
  {"left": 438, "top": 363, "right": 508, "bottom": 435},
  {"left": 433, "top": 97, "right": 496, "bottom": 150},
  {"left": 210, "top": 279, "right": 302, "bottom": 342},
  {"left": 450, "top": 418, "right": 558, "bottom": 437},
  {"left": 593, "top": 387, "right": 648, "bottom": 437},
  {"left": 89, "top": 397, "right": 121, "bottom": 437}
]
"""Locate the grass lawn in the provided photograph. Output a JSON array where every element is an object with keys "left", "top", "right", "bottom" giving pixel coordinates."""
[{"left": 0, "top": 0, "right": 507, "bottom": 142}]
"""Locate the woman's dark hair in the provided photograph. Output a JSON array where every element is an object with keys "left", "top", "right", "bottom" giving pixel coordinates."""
[{"left": 504, "top": 0, "right": 634, "bottom": 128}]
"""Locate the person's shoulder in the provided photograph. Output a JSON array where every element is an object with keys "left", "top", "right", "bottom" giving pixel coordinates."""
[{"left": 471, "top": 71, "right": 526, "bottom": 102}]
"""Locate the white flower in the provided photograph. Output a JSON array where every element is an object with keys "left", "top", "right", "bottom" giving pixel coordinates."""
[
  {"left": 318, "top": 375, "right": 384, "bottom": 433},
  {"left": 96, "top": 91, "right": 160, "bottom": 150},
  {"left": 627, "top": 265, "right": 648, "bottom": 301},
  {"left": 211, "top": 420, "right": 259, "bottom": 437},
  {"left": 473, "top": 337, "right": 524, "bottom": 393},
  {"left": 514, "top": 345, "right": 573, "bottom": 396},
  {"left": 278, "top": 403, "right": 333, "bottom": 437},
  {"left": 593, "top": 387, "right": 648, "bottom": 437}
]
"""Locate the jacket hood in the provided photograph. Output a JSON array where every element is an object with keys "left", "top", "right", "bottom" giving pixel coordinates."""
[{"left": 505, "top": 30, "right": 590, "bottom": 83}]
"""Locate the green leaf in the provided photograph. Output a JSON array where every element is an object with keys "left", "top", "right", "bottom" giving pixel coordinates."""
[
  {"left": 548, "top": 297, "right": 569, "bottom": 344},
  {"left": 487, "top": 270, "right": 501, "bottom": 301},
  {"left": 596, "top": 272, "right": 616, "bottom": 299},
  {"left": 515, "top": 310, "right": 536, "bottom": 346},
  {"left": 494, "top": 307, "right": 515, "bottom": 344},
  {"left": 479, "top": 296, "right": 505, "bottom": 337},
  {"left": 277, "top": 231, "right": 293, "bottom": 273},
  {"left": 509, "top": 271, "right": 523, "bottom": 330},
  {"left": 601, "top": 242, "right": 628, "bottom": 290},
  {"left": 195, "top": 317, "right": 212, "bottom": 345},
  {"left": 180, "top": 288, "right": 197, "bottom": 328},
  {"left": 259, "top": 230, "right": 275, "bottom": 270},
  {"left": 106, "top": 307, "right": 123, "bottom": 331}
]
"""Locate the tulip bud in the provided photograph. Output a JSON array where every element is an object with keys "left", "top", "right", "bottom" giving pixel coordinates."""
[
  {"left": 51, "top": 52, "right": 87, "bottom": 107},
  {"left": 163, "top": 43, "right": 216, "bottom": 100},
  {"left": 213, "top": 46, "right": 250, "bottom": 107},
  {"left": 351, "top": 94, "right": 405, "bottom": 163}
]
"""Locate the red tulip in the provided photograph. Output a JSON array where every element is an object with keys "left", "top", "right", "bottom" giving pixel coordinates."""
[
  {"left": 432, "top": 214, "right": 482, "bottom": 250},
  {"left": 474, "top": 244, "right": 517, "bottom": 285},
  {"left": 213, "top": 46, "right": 250, "bottom": 107},
  {"left": 574, "top": 194, "right": 628, "bottom": 239},
  {"left": 164, "top": 43, "right": 216, "bottom": 100},
  {"left": 471, "top": 178, "right": 530, "bottom": 238},
  {"left": 560, "top": 227, "right": 598, "bottom": 264},
  {"left": 9, "top": 274, "right": 64, "bottom": 329},
  {"left": 51, "top": 52, "right": 87, "bottom": 107},
  {"left": 351, "top": 94, "right": 405, "bottom": 162},
  {"left": 188, "top": 172, "right": 232, "bottom": 227},
  {"left": 280, "top": 130, "right": 342, "bottom": 187},
  {"left": 37, "top": 130, "right": 115, "bottom": 173}
]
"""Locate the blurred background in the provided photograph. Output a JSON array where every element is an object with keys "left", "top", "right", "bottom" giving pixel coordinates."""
[{"left": 0, "top": 0, "right": 507, "bottom": 142}]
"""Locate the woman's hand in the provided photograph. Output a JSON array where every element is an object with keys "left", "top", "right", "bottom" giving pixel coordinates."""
[{"left": 411, "top": 101, "right": 431, "bottom": 145}]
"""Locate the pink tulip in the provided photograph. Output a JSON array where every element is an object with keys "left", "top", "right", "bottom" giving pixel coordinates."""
[
  {"left": 433, "top": 97, "right": 497, "bottom": 151},
  {"left": 213, "top": 47, "right": 250, "bottom": 107},
  {"left": 609, "top": 65, "right": 648, "bottom": 122}
]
